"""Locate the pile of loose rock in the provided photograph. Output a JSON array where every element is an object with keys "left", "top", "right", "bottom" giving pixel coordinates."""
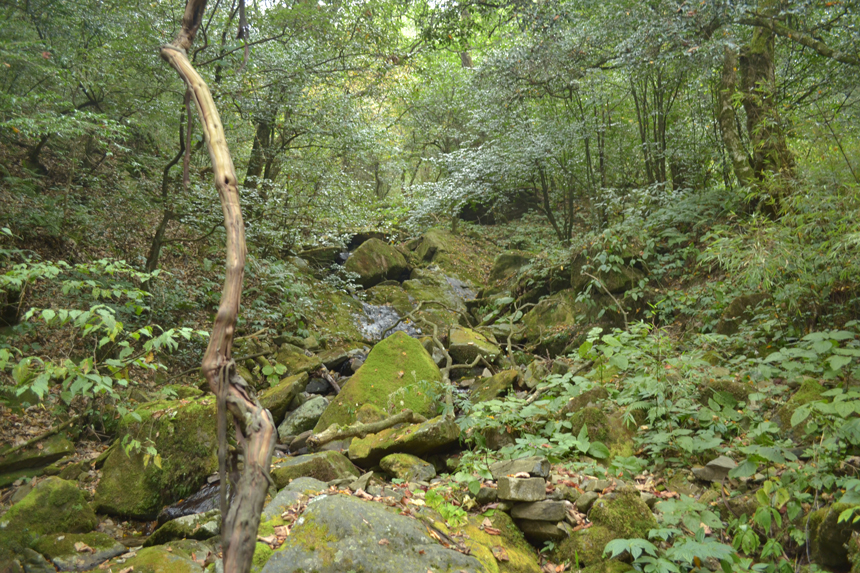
[{"left": 476, "top": 456, "right": 578, "bottom": 544}]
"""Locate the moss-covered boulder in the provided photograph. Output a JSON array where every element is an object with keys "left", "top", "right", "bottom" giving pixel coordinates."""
[
  {"left": 93, "top": 398, "right": 218, "bottom": 519},
  {"left": 143, "top": 509, "right": 220, "bottom": 547},
  {"left": 270, "top": 450, "right": 360, "bottom": 489},
  {"left": 262, "top": 477, "right": 328, "bottom": 520},
  {"left": 775, "top": 379, "right": 827, "bottom": 436},
  {"left": 379, "top": 453, "right": 436, "bottom": 482},
  {"left": 313, "top": 331, "right": 442, "bottom": 432},
  {"left": 430, "top": 510, "right": 541, "bottom": 573},
  {"left": 274, "top": 344, "right": 322, "bottom": 378},
  {"left": 570, "top": 253, "right": 645, "bottom": 295},
  {"left": 0, "top": 434, "right": 75, "bottom": 475},
  {"left": 489, "top": 252, "right": 532, "bottom": 285},
  {"left": 348, "top": 415, "right": 460, "bottom": 467},
  {"left": 699, "top": 378, "right": 752, "bottom": 406},
  {"left": 103, "top": 543, "right": 206, "bottom": 573},
  {"left": 809, "top": 503, "right": 860, "bottom": 568},
  {"left": 715, "top": 293, "right": 769, "bottom": 335},
  {"left": 569, "top": 406, "right": 611, "bottom": 442},
  {"left": 561, "top": 386, "right": 610, "bottom": 415},
  {"left": 259, "top": 372, "right": 309, "bottom": 426},
  {"left": 299, "top": 245, "right": 342, "bottom": 268},
  {"left": 0, "top": 477, "right": 97, "bottom": 551},
  {"left": 345, "top": 238, "right": 409, "bottom": 289},
  {"left": 30, "top": 531, "right": 125, "bottom": 571},
  {"left": 449, "top": 327, "right": 502, "bottom": 364},
  {"left": 261, "top": 494, "right": 484, "bottom": 573},
  {"left": 557, "top": 486, "right": 656, "bottom": 566},
  {"left": 471, "top": 369, "right": 520, "bottom": 403},
  {"left": 521, "top": 290, "right": 625, "bottom": 355}
]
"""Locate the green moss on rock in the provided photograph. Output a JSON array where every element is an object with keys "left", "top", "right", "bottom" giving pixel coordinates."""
[
  {"left": 313, "top": 331, "right": 442, "bottom": 432},
  {"left": 557, "top": 486, "right": 656, "bottom": 566},
  {"left": 270, "top": 450, "right": 360, "bottom": 490},
  {"left": 0, "top": 477, "right": 97, "bottom": 550},
  {"left": 348, "top": 415, "right": 460, "bottom": 467},
  {"left": 775, "top": 379, "right": 827, "bottom": 435},
  {"left": 93, "top": 398, "right": 219, "bottom": 519},
  {"left": 448, "top": 327, "right": 501, "bottom": 364},
  {"left": 259, "top": 372, "right": 309, "bottom": 426},
  {"left": 433, "top": 510, "right": 541, "bottom": 573},
  {"left": 471, "top": 370, "right": 520, "bottom": 403},
  {"left": 345, "top": 238, "right": 409, "bottom": 288}
]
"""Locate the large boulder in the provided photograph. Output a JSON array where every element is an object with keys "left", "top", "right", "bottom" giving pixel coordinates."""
[
  {"left": 261, "top": 494, "right": 484, "bottom": 573},
  {"left": 0, "top": 434, "right": 75, "bottom": 488},
  {"left": 93, "top": 398, "right": 218, "bottom": 520},
  {"left": 0, "top": 477, "right": 97, "bottom": 553},
  {"left": 715, "top": 293, "right": 769, "bottom": 335},
  {"left": 345, "top": 238, "right": 409, "bottom": 288},
  {"left": 379, "top": 453, "right": 436, "bottom": 482},
  {"left": 471, "top": 369, "right": 520, "bottom": 403},
  {"left": 270, "top": 451, "right": 360, "bottom": 489},
  {"left": 448, "top": 327, "right": 501, "bottom": 364},
  {"left": 30, "top": 532, "right": 125, "bottom": 572},
  {"left": 809, "top": 503, "right": 860, "bottom": 569},
  {"left": 313, "top": 331, "right": 442, "bottom": 432},
  {"left": 489, "top": 252, "right": 532, "bottom": 284},
  {"left": 569, "top": 253, "right": 646, "bottom": 294},
  {"left": 143, "top": 509, "right": 220, "bottom": 547},
  {"left": 521, "top": 290, "right": 623, "bottom": 355},
  {"left": 348, "top": 415, "right": 460, "bottom": 467},
  {"left": 430, "top": 510, "right": 542, "bottom": 573},
  {"left": 278, "top": 396, "right": 329, "bottom": 441},
  {"left": 259, "top": 372, "right": 309, "bottom": 425}
]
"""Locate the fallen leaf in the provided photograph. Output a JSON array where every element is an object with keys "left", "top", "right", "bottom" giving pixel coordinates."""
[
  {"left": 484, "top": 527, "right": 501, "bottom": 535},
  {"left": 512, "top": 472, "right": 530, "bottom": 478},
  {"left": 74, "top": 541, "right": 93, "bottom": 553},
  {"left": 481, "top": 517, "right": 493, "bottom": 528},
  {"left": 491, "top": 546, "right": 509, "bottom": 562},
  {"left": 258, "top": 535, "right": 278, "bottom": 545},
  {"left": 119, "top": 568, "right": 133, "bottom": 573},
  {"left": 379, "top": 538, "right": 390, "bottom": 546}
]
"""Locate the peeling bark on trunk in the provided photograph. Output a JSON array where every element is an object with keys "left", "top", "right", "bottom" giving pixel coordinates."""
[{"left": 160, "top": 1, "right": 276, "bottom": 571}]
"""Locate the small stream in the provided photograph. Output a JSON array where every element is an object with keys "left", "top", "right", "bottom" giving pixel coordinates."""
[{"left": 355, "top": 301, "right": 422, "bottom": 341}]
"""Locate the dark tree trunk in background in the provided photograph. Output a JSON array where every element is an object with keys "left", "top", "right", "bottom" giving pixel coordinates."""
[{"left": 159, "top": 1, "right": 276, "bottom": 571}]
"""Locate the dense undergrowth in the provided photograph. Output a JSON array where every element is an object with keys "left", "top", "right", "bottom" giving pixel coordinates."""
[{"left": 3, "top": 150, "right": 860, "bottom": 572}]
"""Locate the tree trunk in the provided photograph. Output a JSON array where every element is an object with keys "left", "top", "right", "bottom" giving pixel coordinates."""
[
  {"left": 160, "top": 2, "right": 276, "bottom": 572},
  {"left": 717, "top": 47, "right": 755, "bottom": 188},
  {"left": 739, "top": 24, "right": 794, "bottom": 181},
  {"left": 244, "top": 119, "right": 271, "bottom": 189}
]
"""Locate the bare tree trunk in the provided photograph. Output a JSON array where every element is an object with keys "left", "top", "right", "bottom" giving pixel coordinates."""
[
  {"left": 160, "top": 1, "right": 276, "bottom": 572},
  {"left": 717, "top": 47, "right": 755, "bottom": 188}
]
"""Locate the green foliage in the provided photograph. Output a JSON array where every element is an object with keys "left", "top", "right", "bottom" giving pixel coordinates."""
[{"left": 425, "top": 487, "right": 468, "bottom": 527}]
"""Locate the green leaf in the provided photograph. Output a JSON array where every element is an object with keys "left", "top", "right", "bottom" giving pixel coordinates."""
[
  {"left": 790, "top": 405, "right": 811, "bottom": 427},
  {"left": 828, "top": 355, "right": 853, "bottom": 371},
  {"left": 603, "top": 538, "right": 658, "bottom": 560},
  {"left": 728, "top": 459, "right": 757, "bottom": 479},
  {"left": 587, "top": 442, "right": 610, "bottom": 459},
  {"left": 41, "top": 309, "right": 56, "bottom": 323}
]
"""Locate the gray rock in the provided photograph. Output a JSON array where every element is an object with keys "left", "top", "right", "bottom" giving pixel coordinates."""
[
  {"left": 262, "top": 477, "right": 328, "bottom": 520},
  {"left": 489, "top": 456, "right": 550, "bottom": 480},
  {"left": 511, "top": 501, "right": 567, "bottom": 521},
  {"left": 278, "top": 396, "right": 329, "bottom": 441},
  {"left": 497, "top": 477, "right": 546, "bottom": 502},
  {"left": 476, "top": 487, "right": 498, "bottom": 505},
  {"left": 260, "top": 494, "right": 484, "bottom": 573},
  {"left": 144, "top": 510, "right": 220, "bottom": 546},
  {"left": 305, "top": 378, "right": 331, "bottom": 395},
  {"left": 30, "top": 532, "right": 125, "bottom": 572},
  {"left": 575, "top": 491, "right": 599, "bottom": 513},
  {"left": 692, "top": 456, "right": 737, "bottom": 483},
  {"left": 515, "top": 519, "right": 572, "bottom": 544},
  {"left": 379, "top": 454, "right": 437, "bottom": 482},
  {"left": 348, "top": 415, "right": 460, "bottom": 468},
  {"left": 270, "top": 451, "right": 360, "bottom": 489},
  {"left": 349, "top": 471, "right": 374, "bottom": 492},
  {"left": 523, "top": 360, "right": 549, "bottom": 390},
  {"left": 583, "top": 479, "right": 612, "bottom": 492}
]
